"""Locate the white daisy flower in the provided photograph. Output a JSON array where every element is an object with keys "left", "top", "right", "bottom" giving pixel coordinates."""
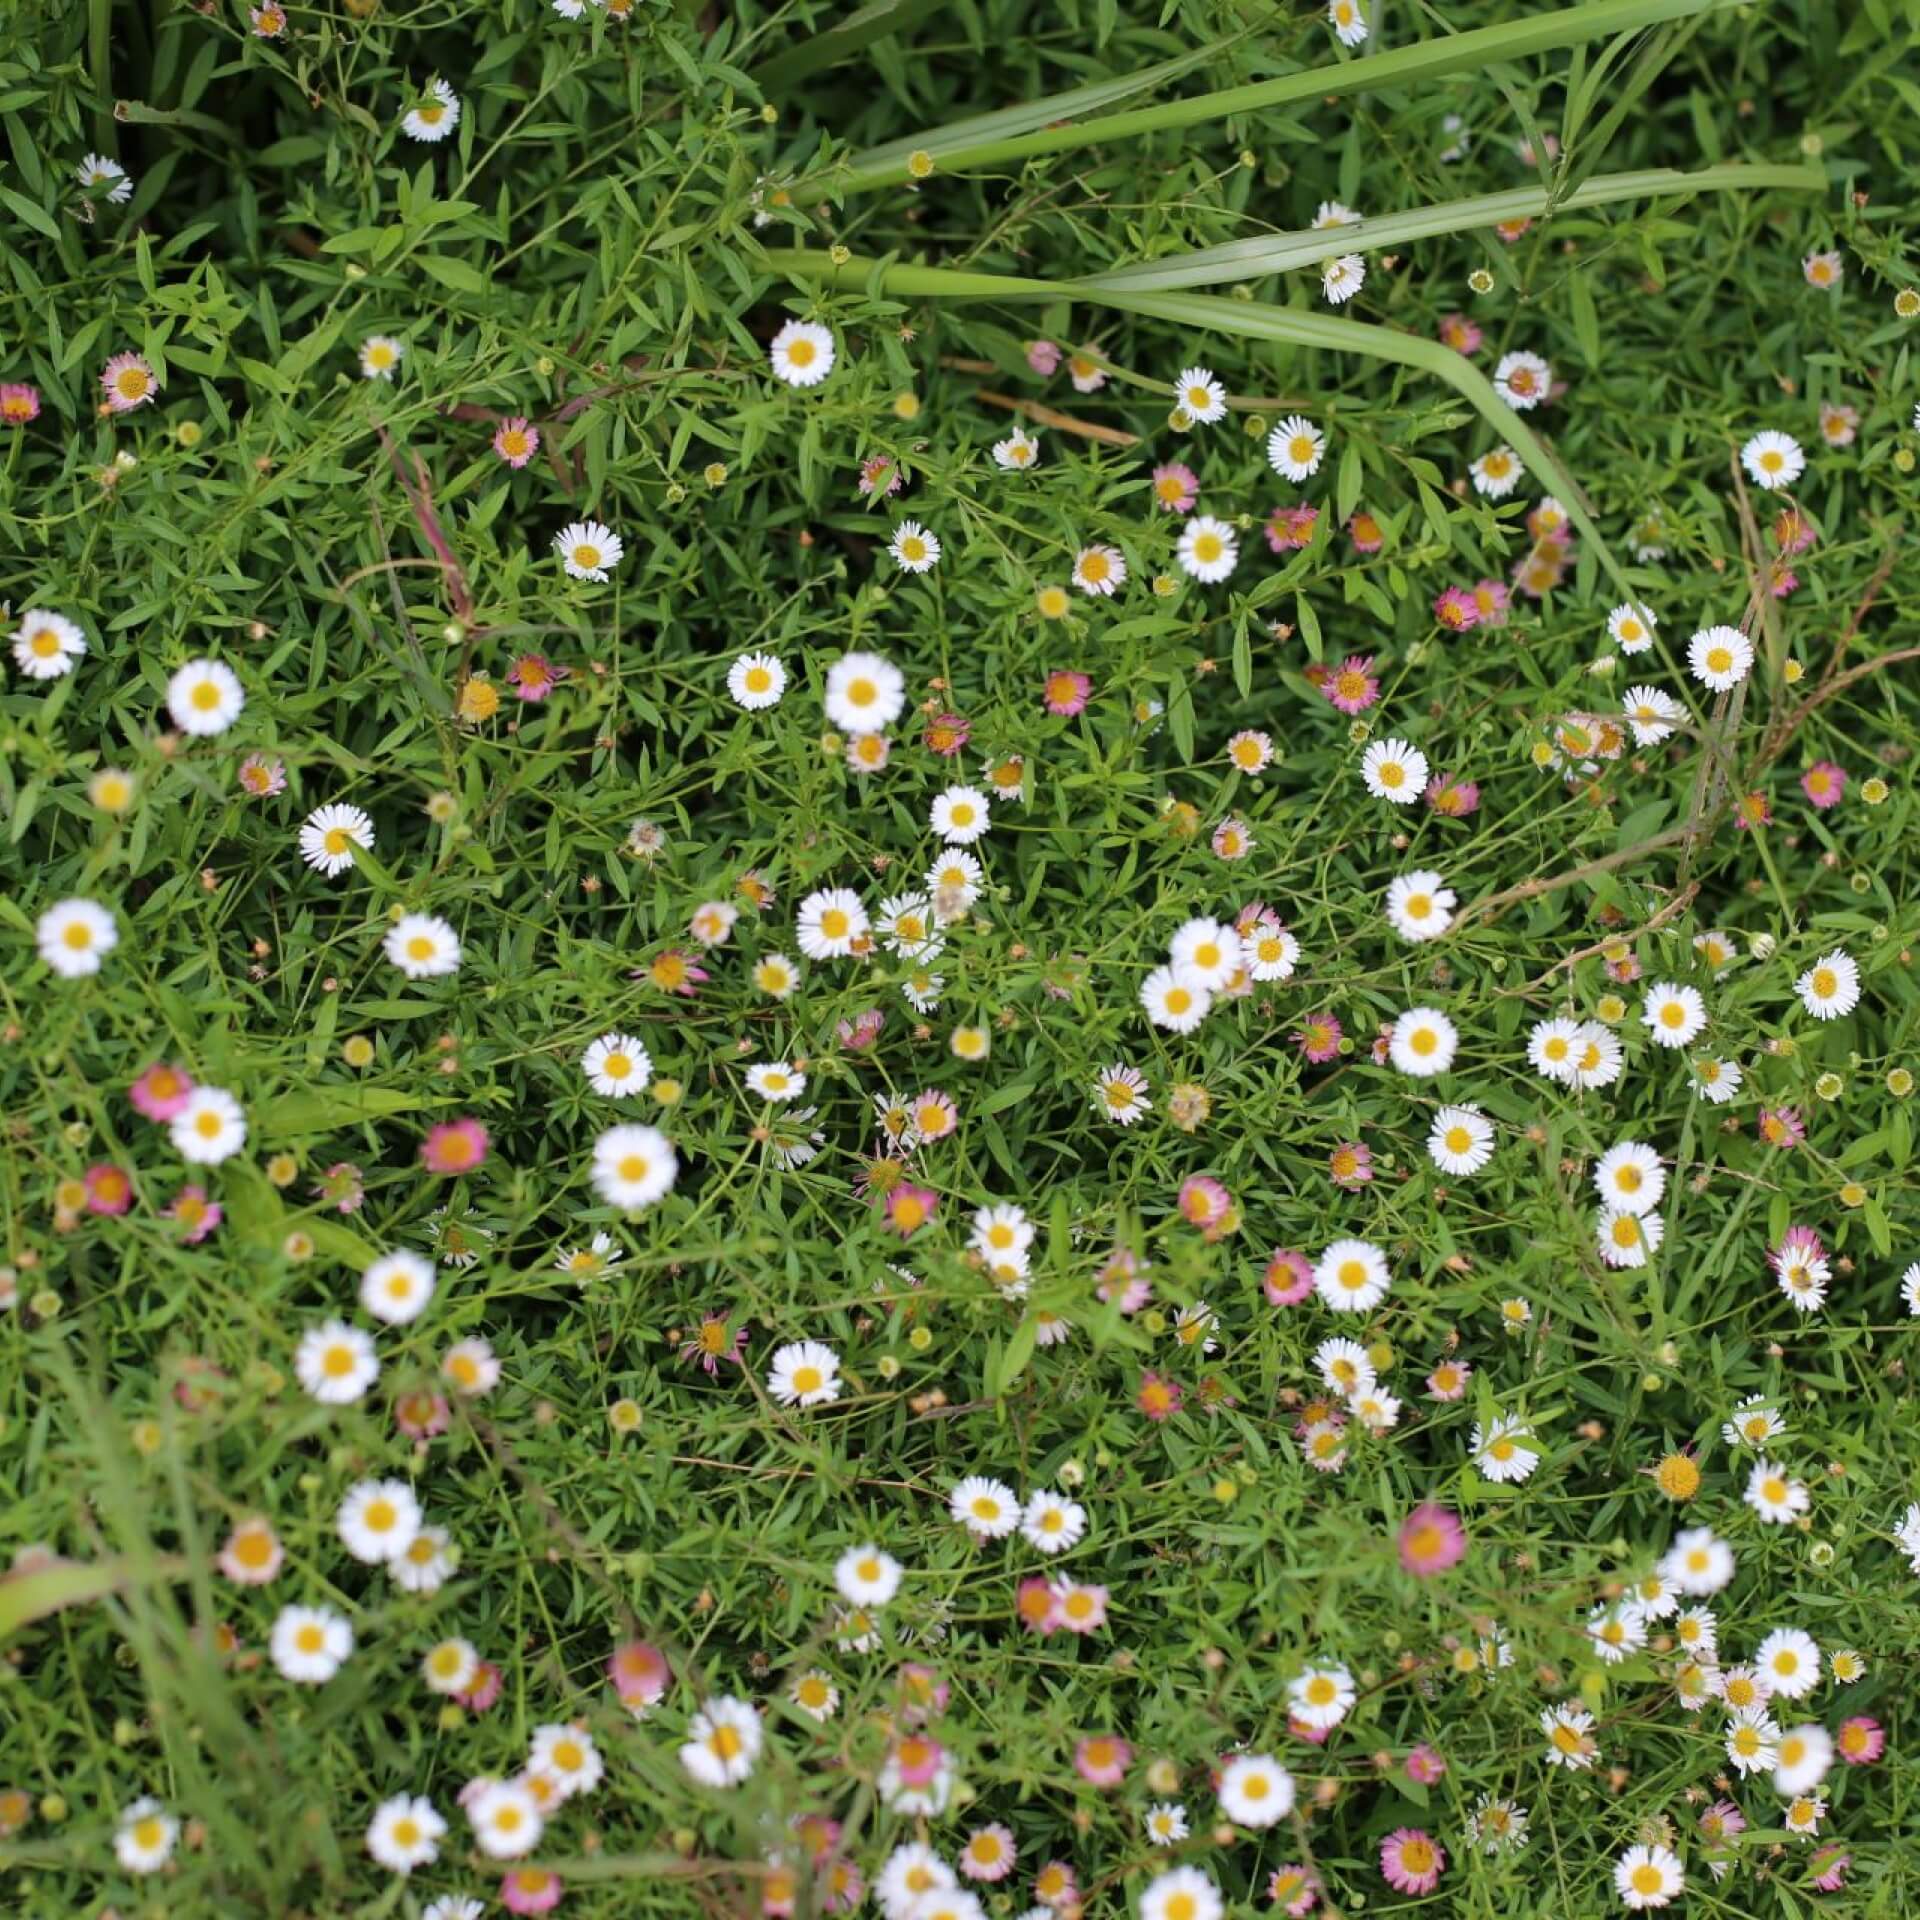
[
  {"left": 1327, "top": 0, "right": 1368, "bottom": 45},
  {"left": 1313, "top": 1238, "right": 1391, "bottom": 1312},
  {"left": 270, "top": 1602, "right": 354, "bottom": 1683},
  {"left": 114, "top": 1798, "right": 178, "bottom": 1875},
  {"left": 1593, "top": 1141, "right": 1664, "bottom": 1215},
  {"left": 1492, "top": 349, "right": 1551, "bottom": 409},
  {"left": 1320, "top": 252, "right": 1365, "bottom": 303},
  {"left": 1168, "top": 916, "right": 1242, "bottom": 990},
  {"left": 1428, "top": 1104, "right": 1494, "bottom": 1175},
  {"left": 299, "top": 802, "right": 375, "bottom": 877},
  {"left": 294, "top": 1320, "right": 379, "bottom": 1404},
  {"left": 1641, "top": 981, "right": 1706, "bottom": 1047},
  {"left": 591, "top": 1123, "right": 678, "bottom": 1210},
  {"left": 930, "top": 784, "right": 991, "bottom": 844},
  {"left": 795, "top": 885, "right": 869, "bottom": 959},
  {"left": 727, "top": 652, "right": 787, "bottom": 709},
  {"left": 991, "top": 426, "right": 1040, "bottom": 469},
  {"left": 1266, "top": 414, "right": 1326, "bottom": 481},
  {"left": 1216, "top": 1753, "right": 1294, "bottom": 1827},
  {"left": 582, "top": 1032, "right": 652, "bottom": 1097},
  {"left": 889, "top": 520, "right": 941, "bottom": 573},
  {"left": 1687, "top": 623, "right": 1752, "bottom": 691},
  {"left": 11, "top": 608, "right": 87, "bottom": 679},
  {"left": 77, "top": 152, "right": 133, "bottom": 203},
  {"left": 744, "top": 1060, "right": 806, "bottom": 1103},
  {"left": 1469, "top": 447, "right": 1521, "bottom": 498},
  {"left": 768, "top": 319, "right": 836, "bottom": 388},
  {"left": 401, "top": 78, "right": 461, "bottom": 143},
  {"left": 824, "top": 651, "right": 905, "bottom": 733},
  {"left": 1597, "top": 1206, "right": 1663, "bottom": 1268},
  {"left": 167, "top": 658, "right": 245, "bottom": 735},
  {"left": 1175, "top": 514, "right": 1238, "bottom": 583},
  {"left": 359, "top": 334, "right": 404, "bottom": 380},
  {"left": 1608, "top": 603, "right": 1657, "bottom": 652},
  {"left": 1741, "top": 428, "right": 1805, "bottom": 490},
  {"left": 385, "top": 912, "right": 461, "bottom": 978},
  {"left": 360, "top": 1250, "right": 436, "bottom": 1325},
  {"left": 1173, "top": 366, "right": 1227, "bottom": 424},
  {"left": 337, "top": 1478, "right": 421, "bottom": 1564},
  {"left": 37, "top": 897, "right": 118, "bottom": 977},
  {"left": 949, "top": 1475, "right": 1020, "bottom": 1538},
  {"left": 554, "top": 518, "right": 623, "bottom": 581},
  {"left": 1141, "top": 964, "right": 1211, "bottom": 1033},
  {"left": 1389, "top": 1006, "right": 1458, "bottom": 1076},
  {"left": 1071, "top": 544, "right": 1127, "bottom": 596},
  {"left": 1385, "top": 869, "right": 1454, "bottom": 942},
  {"left": 767, "top": 1339, "right": 841, "bottom": 1407},
  {"left": 1361, "top": 736, "right": 1428, "bottom": 802},
  {"left": 171, "top": 1086, "right": 247, "bottom": 1165},
  {"left": 1796, "top": 948, "right": 1860, "bottom": 1019},
  {"left": 1621, "top": 683, "right": 1681, "bottom": 745}
]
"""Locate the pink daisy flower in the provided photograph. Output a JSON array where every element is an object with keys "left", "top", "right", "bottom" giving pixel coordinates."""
[
  {"left": 1774, "top": 507, "right": 1818, "bottom": 554},
  {"left": 393, "top": 1388, "right": 452, "bottom": 1440},
  {"left": 1734, "top": 789, "right": 1773, "bottom": 831},
  {"left": 1176, "top": 1173, "right": 1233, "bottom": 1234},
  {"left": 500, "top": 1867, "right": 564, "bottom": 1914},
  {"left": 1802, "top": 761, "right": 1846, "bottom": 809},
  {"left": 1264, "top": 1247, "right": 1314, "bottom": 1306},
  {"left": 1327, "top": 1141, "right": 1373, "bottom": 1190},
  {"left": 83, "top": 1164, "right": 134, "bottom": 1216},
  {"left": 237, "top": 752, "right": 287, "bottom": 798},
  {"left": 608, "top": 1639, "right": 670, "bottom": 1712},
  {"left": 898, "top": 1662, "right": 950, "bottom": 1720},
  {"left": 857, "top": 452, "right": 906, "bottom": 497},
  {"left": 1096, "top": 1247, "right": 1152, "bottom": 1314},
  {"left": 890, "top": 1734, "right": 947, "bottom": 1787},
  {"left": 923, "top": 711, "right": 972, "bottom": 757},
  {"left": 1810, "top": 1848, "right": 1851, "bottom": 1893},
  {"left": 1051, "top": 1581, "right": 1108, "bottom": 1635},
  {"left": 100, "top": 351, "right": 159, "bottom": 412},
  {"left": 421, "top": 1117, "right": 490, "bottom": 1175},
  {"left": 1044, "top": 668, "right": 1091, "bottom": 716},
  {"left": 0, "top": 382, "right": 42, "bottom": 425},
  {"left": 1425, "top": 1357, "right": 1472, "bottom": 1400},
  {"left": 1398, "top": 1503, "right": 1467, "bottom": 1577},
  {"left": 1405, "top": 1744, "right": 1447, "bottom": 1784},
  {"left": 1265, "top": 503, "right": 1319, "bottom": 552},
  {"left": 1433, "top": 586, "right": 1480, "bottom": 631},
  {"left": 314, "top": 1162, "right": 365, "bottom": 1214},
  {"left": 883, "top": 1183, "right": 938, "bottom": 1238},
  {"left": 1025, "top": 339, "right": 1062, "bottom": 376},
  {"left": 1267, "top": 1864, "right": 1320, "bottom": 1914},
  {"left": 130, "top": 1062, "right": 195, "bottom": 1120},
  {"left": 1072, "top": 1734, "right": 1130, "bottom": 1787},
  {"left": 1425, "top": 772, "right": 1481, "bottom": 817},
  {"left": 1380, "top": 1828, "right": 1445, "bottom": 1895},
  {"left": 492, "top": 416, "right": 541, "bottom": 467},
  {"left": 508, "top": 652, "right": 565, "bottom": 701},
  {"left": 1438, "top": 314, "right": 1482, "bottom": 354},
  {"left": 167, "top": 1184, "right": 223, "bottom": 1245},
  {"left": 683, "top": 1311, "right": 749, "bottom": 1374},
  {"left": 1294, "top": 1014, "right": 1342, "bottom": 1064},
  {"left": 1837, "top": 1715, "right": 1885, "bottom": 1764},
  {"left": 1015, "top": 1577, "right": 1061, "bottom": 1633},
  {"left": 1288, "top": 1715, "right": 1332, "bottom": 1745},
  {"left": 1469, "top": 578, "right": 1512, "bottom": 626},
  {"left": 1758, "top": 1107, "right": 1806, "bottom": 1150},
  {"left": 1322, "top": 654, "right": 1380, "bottom": 715},
  {"left": 1151, "top": 462, "right": 1199, "bottom": 513},
  {"left": 838, "top": 1008, "right": 885, "bottom": 1051},
  {"left": 458, "top": 1660, "right": 504, "bottom": 1712},
  {"left": 1136, "top": 1372, "right": 1182, "bottom": 1421},
  {"left": 1347, "top": 509, "right": 1384, "bottom": 553},
  {"left": 957, "top": 1823, "right": 1017, "bottom": 1882}
]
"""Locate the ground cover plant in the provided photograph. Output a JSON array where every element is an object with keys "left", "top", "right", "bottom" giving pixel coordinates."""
[{"left": 6, "top": 0, "right": 1920, "bottom": 1913}]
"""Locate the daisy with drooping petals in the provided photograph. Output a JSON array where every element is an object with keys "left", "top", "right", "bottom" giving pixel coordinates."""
[
  {"left": 769, "top": 319, "right": 836, "bottom": 388},
  {"left": 1320, "top": 253, "right": 1365, "bottom": 303},
  {"left": 1622, "top": 684, "right": 1681, "bottom": 745},
  {"left": 991, "top": 425, "right": 1040, "bottom": 469},
  {"left": 1327, "top": 0, "right": 1368, "bottom": 44}
]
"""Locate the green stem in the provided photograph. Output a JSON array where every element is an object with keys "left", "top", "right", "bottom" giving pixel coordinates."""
[{"left": 825, "top": 0, "right": 1744, "bottom": 194}]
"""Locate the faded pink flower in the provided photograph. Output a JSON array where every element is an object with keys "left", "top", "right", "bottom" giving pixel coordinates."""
[
  {"left": 421, "top": 1118, "right": 490, "bottom": 1175},
  {"left": 1025, "top": 338, "right": 1062, "bottom": 376},
  {"left": 1044, "top": 668, "right": 1091, "bottom": 717},
  {"left": 1405, "top": 1744, "right": 1447, "bottom": 1784},
  {"left": 1265, "top": 503, "right": 1319, "bottom": 552},
  {"left": 101, "top": 351, "right": 159, "bottom": 412},
  {"left": 130, "top": 1062, "right": 195, "bottom": 1121},
  {"left": 1268, "top": 1864, "right": 1320, "bottom": 1914},
  {"left": 1263, "top": 1248, "right": 1314, "bottom": 1306},
  {"left": 1802, "top": 761, "right": 1846, "bottom": 809},
  {"left": 0, "top": 382, "right": 42, "bottom": 425},
  {"left": 1398, "top": 1503, "right": 1467, "bottom": 1577},
  {"left": 500, "top": 1866, "right": 564, "bottom": 1914},
  {"left": 508, "top": 652, "right": 564, "bottom": 702},
  {"left": 167, "top": 1184, "right": 222, "bottom": 1245},
  {"left": 1136, "top": 1372, "right": 1182, "bottom": 1422},
  {"left": 314, "top": 1161, "right": 365, "bottom": 1214},
  {"left": 857, "top": 452, "right": 905, "bottom": 497},
  {"left": 1176, "top": 1174, "right": 1232, "bottom": 1234},
  {"left": 1469, "top": 578, "right": 1512, "bottom": 626},
  {"left": 1072, "top": 1733, "right": 1130, "bottom": 1787},
  {"left": 1837, "top": 1715, "right": 1884, "bottom": 1764},
  {"left": 83, "top": 1164, "right": 133, "bottom": 1216},
  {"left": 1150, "top": 462, "right": 1198, "bottom": 513},
  {"left": 1438, "top": 314, "right": 1482, "bottom": 354},
  {"left": 1327, "top": 1141, "right": 1373, "bottom": 1191},
  {"left": 837, "top": 1007, "right": 885, "bottom": 1050},
  {"left": 883, "top": 1183, "right": 937, "bottom": 1238},
  {"left": 923, "top": 711, "right": 971, "bottom": 757},
  {"left": 1758, "top": 1107, "right": 1806, "bottom": 1150},
  {"left": 608, "top": 1639, "right": 670, "bottom": 1712},
  {"left": 458, "top": 1660, "right": 503, "bottom": 1712},
  {"left": 1380, "top": 1828, "right": 1445, "bottom": 1895},
  {"left": 393, "top": 1388, "right": 451, "bottom": 1439},
  {"left": 492, "top": 416, "right": 541, "bottom": 468},
  {"left": 1347, "top": 509, "right": 1384, "bottom": 553},
  {"left": 237, "top": 752, "right": 286, "bottom": 798}
]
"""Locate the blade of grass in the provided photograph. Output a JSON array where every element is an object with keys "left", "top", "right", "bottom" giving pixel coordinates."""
[
  {"left": 826, "top": 0, "right": 1743, "bottom": 193},
  {"left": 748, "top": 0, "right": 954, "bottom": 95},
  {"left": 1075, "top": 163, "right": 1824, "bottom": 291},
  {"left": 764, "top": 246, "right": 1640, "bottom": 596},
  {"left": 850, "top": 31, "right": 1253, "bottom": 173}
]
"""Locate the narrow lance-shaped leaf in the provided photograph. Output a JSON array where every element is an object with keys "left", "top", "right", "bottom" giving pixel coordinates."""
[
  {"left": 1077, "top": 163, "right": 1823, "bottom": 293},
  {"left": 826, "top": 0, "right": 1741, "bottom": 193}
]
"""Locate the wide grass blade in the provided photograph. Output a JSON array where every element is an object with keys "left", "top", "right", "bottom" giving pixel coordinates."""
[
  {"left": 748, "top": 0, "right": 954, "bottom": 95},
  {"left": 765, "top": 247, "right": 1638, "bottom": 595},
  {"left": 828, "top": 0, "right": 1741, "bottom": 193},
  {"left": 1077, "top": 163, "right": 1824, "bottom": 292},
  {"left": 850, "top": 33, "right": 1250, "bottom": 173}
]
